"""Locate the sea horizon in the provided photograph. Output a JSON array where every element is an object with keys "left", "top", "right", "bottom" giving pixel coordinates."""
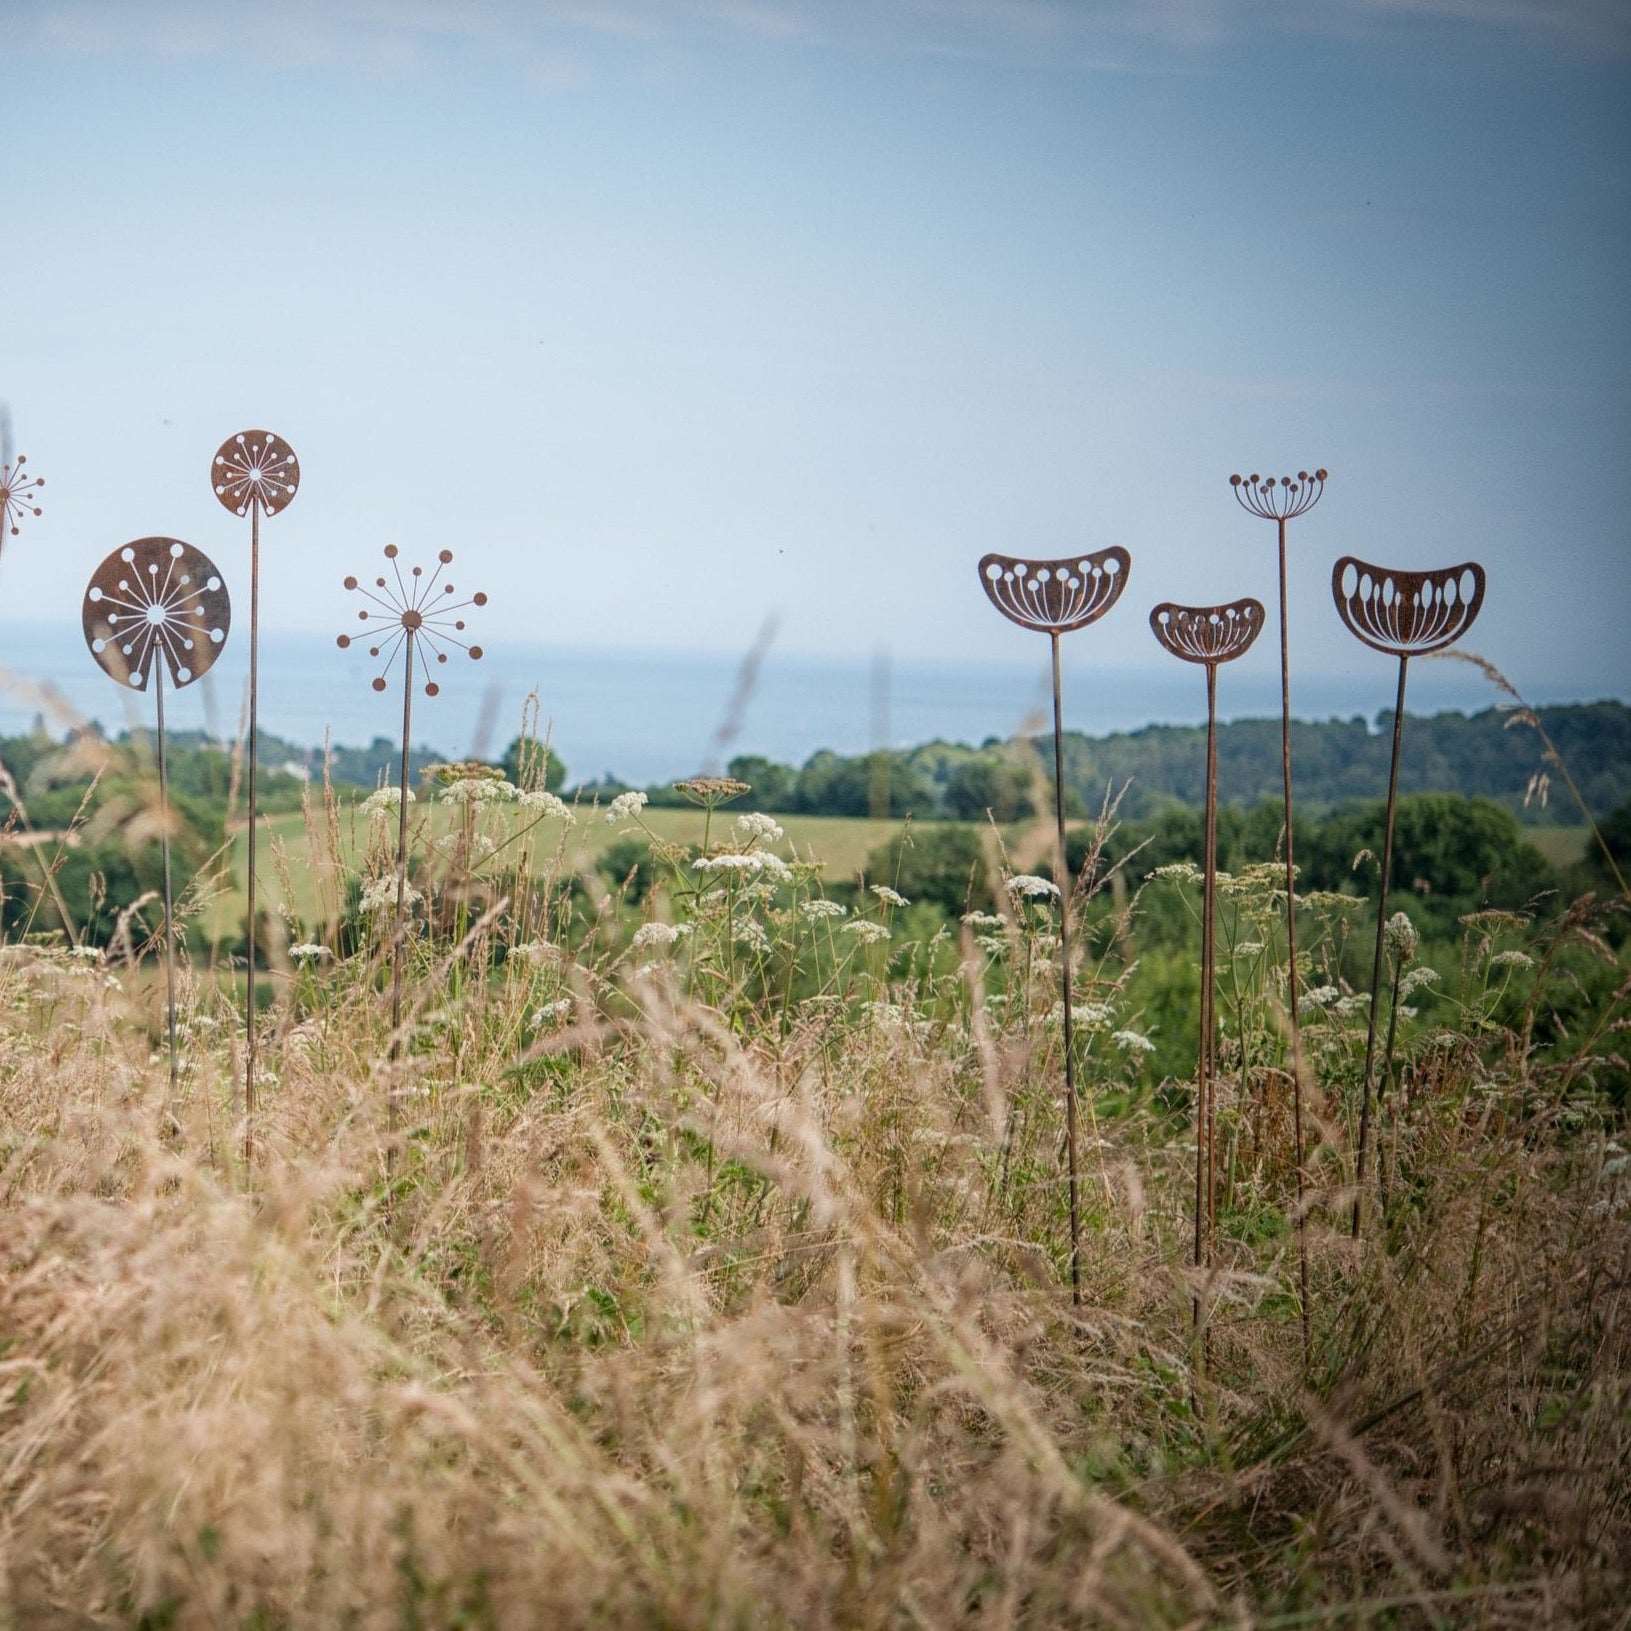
[{"left": 0, "top": 620, "right": 1619, "bottom": 789}]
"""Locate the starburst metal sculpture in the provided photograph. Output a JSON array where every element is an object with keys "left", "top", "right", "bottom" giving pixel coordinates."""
[
  {"left": 83, "top": 538, "right": 231, "bottom": 1086},
  {"left": 0, "top": 452, "right": 44, "bottom": 539},
  {"left": 337, "top": 545, "right": 486, "bottom": 1067},
  {"left": 1228, "top": 465, "right": 1327, "bottom": 1362},
  {"left": 212, "top": 429, "right": 300, "bottom": 1167},
  {"left": 1150, "top": 597, "right": 1264, "bottom": 1351},
  {"left": 1332, "top": 556, "right": 1485, "bottom": 1238},
  {"left": 977, "top": 547, "right": 1131, "bottom": 1305}
]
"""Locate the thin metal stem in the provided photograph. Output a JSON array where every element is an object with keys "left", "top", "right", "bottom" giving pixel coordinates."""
[
  {"left": 1354, "top": 654, "right": 1408, "bottom": 1238},
  {"left": 392, "top": 632, "right": 416, "bottom": 1057},
  {"left": 1277, "top": 515, "right": 1311, "bottom": 1365},
  {"left": 1050, "top": 632, "right": 1082, "bottom": 1307},
  {"left": 1195, "top": 662, "right": 1219, "bottom": 1342},
  {"left": 155, "top": 663, "right": 177, "bottom": 1091},
  {"left": 244, "top": 500, "right": 260, "bottom": 1168}
]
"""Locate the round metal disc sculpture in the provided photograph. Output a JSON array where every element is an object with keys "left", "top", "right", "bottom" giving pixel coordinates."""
[
  {"left": 1332, "top": 557, "right": 1485, "bottom": 1237},
  {"left": 1150, "top": 598, "right": 1265, "bottom": 1352},
  {"left": 337, "top": 545, "right": 486, "bottom": 1078},
  {"left": 977, "top": 547, "right": 1131, "bottom": 1305},
  {"left": 1228, "top": 467, "right": 1326, "bottom": 1362},
  {"left": 212, "top": 429, "right": 299, "bottom": 1168},
  {"left": 83, "top": 538, "right": 231, "bottom": 1085}
]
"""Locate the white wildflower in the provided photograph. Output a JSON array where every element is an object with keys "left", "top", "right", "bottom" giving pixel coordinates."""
[
  {"left": 1490, "top": 949, "right": 1535, "bottom": 971},
  {"left": 865, "top": 1001, "right": 907, "bottom": 1027},
  {"left": 1232, "top": 940, "right": 1265, "bottom": 957},
  {"left": 1385, "top": 911, "right": 1419, "bottom": 962},
  {"left": 631, "top": 921, "right": 688, "bottom": 950},
  {"left": 362, "top": 786, "right": 413, "bottom": 816},
  {"left": 519, "top": 788, "right": 574, "bottom": 821},
  {"left": 843, "top": 920, "right": 890, "bottom": 945},
  {"left": 439, "top": 777, "right": 515, "bottom": 804},
  {"left": 961, "top": 911, "right": 1004, "bottom": 929},
  {"left": 976, "top": 933, "right": 1008, "bottom": 957},
  {"left": 1112, "top": 1029, "right": 1156, "bottom": 1055},
  {"left": 801, "top": 899, "right": 846, "bottom": 920},
  {"left": 509, "top": 940, "right": 560, "bottom": 963},
  {"left": 1150, "top": 862, "right": 1203, "bottom": 884},
  {"left": 1398, "top": 966, "right": 1440, "bottom": 998},
  {"left": 1051, "top": 1001, "right": 1113, "bottom": 1028},
  {"left": 694, "top": 852, "right": 792, "bottom": 883},
  {"left": 605, "top": 790, "right": 648, "bottom": 824},
  {"left": 733, "top": 811, "right": 784, "bottom": 843},
  {"left": 871, "top": 885, "right": 911, "bottom": 908},
  {"left": 289, "top": 943, "right": 331, "bottom": 962},
  {"left": 734, "top": 920, "right": 771, "bottom": 954},
  {"left": 1007, "top": 874, "right": 1059, "bottom": 900},
  {"left": 531, "top": 998, "right": 573, "bottom": 1027},
  {"left": 69, "top": 945, "right": 104, "bottom": 962},
  {"left": 359, "top": 877, "right": 422, "bottom": 913},
  {"left": 1302, "top": 984, "right": 1340, "bottom": 1009}
]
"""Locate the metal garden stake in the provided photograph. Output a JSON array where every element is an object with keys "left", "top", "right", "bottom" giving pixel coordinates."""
[
  {"left": 337, "top": 545, "right": 486, "bottom": 1061},
  {"left": 1149, "top": 597, "right": 1265, "bottom": 1337},
  {"left": 211, "top": 430, "right": 299, "bottom": 1166},
  {"left": 1228, "top": 467, "right": 1326, "bottom": 1361},
  {"left": 83, "top": 538, "right": 232, "bottom": 1086},
  {"left": 1332, "top": 556, "right": 1485, "bottom": 1237},
  {"left": 977, "top": 547, "right": 1131, "bottom": 1305}
]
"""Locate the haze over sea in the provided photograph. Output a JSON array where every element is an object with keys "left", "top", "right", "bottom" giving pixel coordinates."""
[{"left": 0, "top": 620, "right": 1598, "bottom": 790}]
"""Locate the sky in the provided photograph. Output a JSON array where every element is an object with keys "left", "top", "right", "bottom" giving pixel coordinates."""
[{"left": 3, "top": 0, "right": 1628, "bottom": 734}]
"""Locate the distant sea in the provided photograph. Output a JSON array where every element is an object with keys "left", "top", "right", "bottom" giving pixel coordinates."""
[{"left": 0, "top": 621, "right": 1594, "bottom": 788}]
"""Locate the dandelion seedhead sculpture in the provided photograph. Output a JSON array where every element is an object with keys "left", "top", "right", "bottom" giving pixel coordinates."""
[
  {"left": 1333, "top": 556, "right": 1485, "bottom": 1238},
  {"left": 1150, "top": 597, "right": 1264, "bottom": 1354},
  {"left": 0, "top": 452, "right": 44, "bottom": 539},
  {"left": 213, "top": 429, "right": 300, "bottom": 1168},
  {"left": 337, "top": 545, "right": 487, "bottom": 1076},
  {"left": 83, "top": 538, "right": 231, "bottom": 1087},
  {"left": 1228, "top": 464, "right": 1327, "bottom": 1363},
  {"left": 977, "top": 546, "right": 1131, "bottom": 1305}
]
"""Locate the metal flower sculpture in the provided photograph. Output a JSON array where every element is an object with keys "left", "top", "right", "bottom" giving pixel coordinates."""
[
  {"left": 1150, "top": 598, "right": 1264, "bottom": 1349},
  {"left": 977, "top": 546, "right": 1131, "bottom": 1305},
  {"left": 337, "top": 545, "right": 487, "bottom": 1065},
  {"left": 1228, "top": 465, "right": 1327, "bottom": 1362},
  {"left": 1333, "top": 557, "right": 1486, "bottom": 1238},
  {"left": 0, "top": 452, "right": 44, "bottom": 538},
  {"left": 212, "top": 429, "right": 299, "bottom": 1166},
  {"left": 83, "top": 538, "right": 232, "bottom": 1086}
]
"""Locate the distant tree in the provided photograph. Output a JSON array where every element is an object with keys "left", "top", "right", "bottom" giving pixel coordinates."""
[
  {"left": 727, "top": 755, "right": 795, "bottom": 811},
  {"left": 943, "top": 755, "right": 1035, "bottom": 822},
  {"left": 863, "top": 825, "right": 990, "bottom": 916}
]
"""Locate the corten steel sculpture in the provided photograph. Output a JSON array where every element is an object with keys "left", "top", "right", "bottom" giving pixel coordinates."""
[
  {"left": 0, "top": 452, "right": 78, "bottom": 944},
  {"left": 978, "top": 547, "right": 1131, "bottom": 1305},
  {"left": 212, "top": 430, "right": 299, "bottom": 1166},
  {"left": 83, "top": 538, "right": 231, "bottom": 1085},
  {"left": 337, "top": 545, "right": 486, "bottom": 1062},
  {"left": 1229, "top": 467, "right": 1326, "bottom": 1359},
  {"left": 1332, "top": 556, "right": 1485, "bottom": 1237},
  {"left": 1149, "top": 597, "right": 1265, "bottom": 1337},
  {"left": 0, "top": 452, "right": 44, "bottom": 541}
]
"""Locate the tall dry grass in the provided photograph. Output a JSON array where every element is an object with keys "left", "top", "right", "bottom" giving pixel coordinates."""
[{"left": 0, "top": 754, "right": 1627, "bottom": 1628}]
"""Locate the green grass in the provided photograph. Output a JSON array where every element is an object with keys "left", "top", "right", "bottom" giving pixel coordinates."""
[{"left": 1526, "top": 824, "right": 1589, "bottom": 867}]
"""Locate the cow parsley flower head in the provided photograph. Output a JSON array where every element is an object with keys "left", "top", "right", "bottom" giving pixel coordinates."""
[
  {"left": 1007, "top": 874, "right": 1059, "bottom": 900},
  {"left": 518, "top": 788, "right": 574, "bottom": 821},
  {"left": 605, "top": 790, "right": 647, "bottom": 824},
  {"left": 362, "top": 786, "right": 414, "bottom": 817},
  {"left": 733, "top": 811, "right": 784, "bottom": 843},
  {"left": 532, "top": 998, "right": 573, "bottom": 1028},
  {"left": 801, "top": 899, "right": 846, "bottom": 920},
  {"left": 289, "top": 943, "right": 331, "bottom": 962},
  {"left": 359, "top": 877, "right": 422, "bottom": 913},
  {"left": 1112, "top": 1028, "right": 1156, "bottom": 1055},
  {"left": 871, "top": 885, "right": 911, "bottom": 908},
  {"left": 843, "top": 920, "right": 890, "bottom": 945},
  {"left": 631, "top": 921, "right": 689, "bottom": 950}
]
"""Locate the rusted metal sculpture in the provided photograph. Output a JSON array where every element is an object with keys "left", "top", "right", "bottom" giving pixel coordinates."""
[
  {"left": 83, "top": 538, "right": 231, "bottom": 1085},
  {"left": 1332, "top": 556, "right": 1485, "bottom": 1237},
  {"left": 1229, "top": 467, "right": 1326, "bottom": 1360},
  {"left": 0, "top": 452, "right": 44, "bottom": 540},
  {"left": 1150, "top": 597, "right": 1265, "bottom": 1337},
  {"left": 337, "top": 545, "right": 485, "bottom": 1061},
  {"left": 978, "top": 547, "right": 1131, "bottom": 1304},
  {"left": 212, "top": 429, "right": 299, "bottom": 1166}
]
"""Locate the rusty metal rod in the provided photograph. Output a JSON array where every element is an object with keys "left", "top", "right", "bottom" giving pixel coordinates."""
[
  {"left": 244, "top": 499, "right": 260, "bottom": 1167},
  {"left": 1353, "top": 653, "right": 1408, "bottom": 1238},
  {"left": 1050, "top": 631, "right": 1082, "bottom": 1307},
  {"left": 155, "top": 662, "right": 177, "bottom": 1091}
]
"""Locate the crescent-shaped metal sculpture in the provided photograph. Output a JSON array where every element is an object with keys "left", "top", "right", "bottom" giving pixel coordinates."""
[
  {"left": 1227, "top": 466, "right": 1328, "bottom": 1366},
  {"left": 337, "top": 545, "right": 487, "bottom": 1106},
  {"left": 1332, "top": 555, "right": 1486, "bottom": 1240},
  {"left": 975, "top": 544, "right": 1131, "bottom": 1306},
  {"left": 1150, "top": 598, "right": 1264, "bottom": 1355},
  {"left": 83, "top": 538, "right": 232, "bottom": 1090},
  {"left": 213, "top": 429, "right": 299, "bottom": 1169}
]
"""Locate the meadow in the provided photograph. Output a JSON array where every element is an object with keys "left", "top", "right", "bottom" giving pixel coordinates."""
[{"left": 0, "top": 719, "right": 1626, "bottom": 1628}]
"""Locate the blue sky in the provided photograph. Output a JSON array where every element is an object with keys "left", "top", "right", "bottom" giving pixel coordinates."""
[{"left": 4, "top": 0, "right": 1628, "bottom": 716}]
